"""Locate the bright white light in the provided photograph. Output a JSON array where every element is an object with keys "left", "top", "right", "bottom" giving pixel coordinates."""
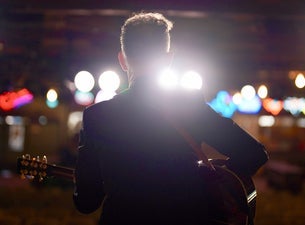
[
  {"left": 232, "top": 92, "right": 242, "bottom": 105},
  {"left": 98, "top": 71, "right": 120, "bottom": 92},
  {"left": 74, "top": 71, "right": 95, "bottom": 92},
  {"left": 295, "top": 73, "right": 305, "bottom": 89},
  {"left": 241, "top": 85, "right": 256, "bottom": 100},
  {"left": 46, "top": 89, "right": 58, "bottom": 102},
  {"left": 180, "top": 71, "right": 202, "bottom": 90},
  {"left": 257, "top": 85, "right": 268, "bottom": 99},
  {"left": 258, "top": 115, "right": 275, "bottom": 127},
  {"left": 158, "top": 69, "right": 178, "bottom": 89},
  {"left": 95, "top": 90, "right": 117, "bottom": 103}
]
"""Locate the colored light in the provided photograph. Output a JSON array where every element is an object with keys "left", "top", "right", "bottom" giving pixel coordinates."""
[
  {"left": 74, "top": 90, "right": 94, "bottom": 106},
  {"left": 262, "top": 98, "right": 283, "bottom": 116},
  {"left": 46, "top": 99, "right": 58, "bottom": 108},
  {"left": 237, "top": 95, "right": 262, "bottom": 114},
  {"left": 0, "top": 89, "right": 33, "bottom": 111},
  {"left": 283, "top": 97, "right": 305, "bottom": 116},
  {"left": 209, "top": 91, "right": 237, "bottom": 118}
]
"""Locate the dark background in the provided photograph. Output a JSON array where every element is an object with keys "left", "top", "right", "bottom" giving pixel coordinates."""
[
  {"left": 1, "top": 0, "right": 305, "bottom": 99},
  {"left": 1, "top": 1, "right": 305, "bottom": 225}
]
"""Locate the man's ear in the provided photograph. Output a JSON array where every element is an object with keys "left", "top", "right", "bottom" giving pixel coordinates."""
[{"left": 118, "top": 51, "right": 128, "bottom": 72}]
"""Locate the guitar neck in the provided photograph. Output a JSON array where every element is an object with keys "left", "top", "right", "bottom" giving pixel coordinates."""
[{"left": 47, "top": 164, "right": 75, "bottom": 182}]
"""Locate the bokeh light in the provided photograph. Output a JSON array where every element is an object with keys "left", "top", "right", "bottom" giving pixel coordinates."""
[
  {"left": 295, "top": 73, "right": 305, "bottom": 89},
  {"left": 46, "top": 89, "right": 58, "bottom": 102},
  {"left": 209, "top": 90, "right": 237, "bottom": 118},
  {"left": 237, "top": 95, "right": 262, "bottom": 114},
  {"left": 74, "top": 71, "right": 95, "bottom": 92},
  {"left": 232, "top": 92, "right": 242, "bottom": 105},
  {"left": 258, "top": 115, "right": 275, "bottom": 127},
  {"left": 98, "top": 71, "right": 120, "bottom": 92},
  {"left": 241, "top": 85, "right": 256, "bottom": 100},
  {"left": 258, "top": 85, "right": 268, "bottom": 99},
  {"left": 180, "top": 70, "right": 202, "bottom": 90},
  {"left": 158, "top": 69, "right": 179, "bottom": 89},
  {"left": 74, "top": 90, "right": 94, "bottom": 106},
  {"left": 46, "top": 99, "right": 58, "bottom": 108}
]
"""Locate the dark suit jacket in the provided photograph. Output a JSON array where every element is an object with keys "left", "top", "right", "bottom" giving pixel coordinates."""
[{"left": 73, "top": 76, "right": 268, "bottom": 225}]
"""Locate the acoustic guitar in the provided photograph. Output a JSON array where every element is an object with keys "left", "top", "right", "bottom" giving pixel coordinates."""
[{"left": 17, "top": 154, "right": 256, "bottom": 225}]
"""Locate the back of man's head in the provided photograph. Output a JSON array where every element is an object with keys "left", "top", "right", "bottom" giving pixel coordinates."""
[{"left": 120, "top": 12, "right": 173, "bottom": 69}]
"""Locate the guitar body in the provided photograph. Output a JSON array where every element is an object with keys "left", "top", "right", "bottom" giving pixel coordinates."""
[{"left": 201, "top": 159, "right": 256, "bottom": 225}]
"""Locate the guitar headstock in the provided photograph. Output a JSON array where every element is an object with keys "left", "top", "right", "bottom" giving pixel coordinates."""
[{"left": 17, "top": 154, "right": 48, "bottom": 181}]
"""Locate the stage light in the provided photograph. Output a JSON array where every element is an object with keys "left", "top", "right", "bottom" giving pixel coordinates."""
[
  {"left": 158, "top": 69, "right": 178, "bottom": 89},
  {"left": 180, "top": 71, "right": 202, "bottom": 90},
  {"left": 74, "top": 71, "right": 95, "bottom": 92},
  {"left": 98, "top": 70, "right": 120, "bottom": 92}
]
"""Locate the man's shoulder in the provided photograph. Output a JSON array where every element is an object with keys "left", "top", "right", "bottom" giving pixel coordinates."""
[{"left": 84, "top": 91, "right": 131, "bottom": 115}]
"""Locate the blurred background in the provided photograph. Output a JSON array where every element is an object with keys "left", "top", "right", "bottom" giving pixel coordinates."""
[{"left": 1, "top": 0, "right": 305, "bottom": 224}]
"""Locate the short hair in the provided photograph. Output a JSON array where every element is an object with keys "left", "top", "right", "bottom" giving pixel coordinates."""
[{"left": 120, "top": 12, "right": 173, "bottom": 62}]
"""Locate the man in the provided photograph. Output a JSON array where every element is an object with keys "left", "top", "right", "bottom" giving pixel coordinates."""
[{"left": 73, "top": 12, "right": 268, "bottom": 225}]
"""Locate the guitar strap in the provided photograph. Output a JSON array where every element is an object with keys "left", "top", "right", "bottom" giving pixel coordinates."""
[{"left": 162, "top": 112, "right": 215, "bottom": 170}]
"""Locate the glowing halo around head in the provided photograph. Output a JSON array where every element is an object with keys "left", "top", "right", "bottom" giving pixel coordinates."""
[
  {"left": 180, "top": 71, "right": 202, "bottom": 90},
  {"left": 158, "top": 68, "right": 179, "bottom": 89}
]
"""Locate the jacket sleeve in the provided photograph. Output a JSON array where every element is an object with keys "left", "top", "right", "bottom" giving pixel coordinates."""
[
  {"left": 73, "top": 109, "right": 105, "bottom": 214},
  {"left": 190, "top": 104, "right": 269, "bottom": 176}
]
